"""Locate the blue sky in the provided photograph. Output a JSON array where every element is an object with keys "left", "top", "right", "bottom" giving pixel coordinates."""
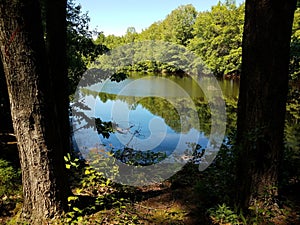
[{"left": 75, "top": 0, "right": 245, "bottom": 36}]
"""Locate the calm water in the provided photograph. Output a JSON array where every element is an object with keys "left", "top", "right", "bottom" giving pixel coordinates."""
[{"left": 71, "top": 73, "right": 239, "bottom": 164}]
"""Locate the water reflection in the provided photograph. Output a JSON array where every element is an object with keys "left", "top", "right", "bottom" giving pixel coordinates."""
[
  {"left": 87, "top": 74, "right": 240, "bottom": 100},
  {"left": 72, "top": 74, "right": 233, "bottom": 166}
]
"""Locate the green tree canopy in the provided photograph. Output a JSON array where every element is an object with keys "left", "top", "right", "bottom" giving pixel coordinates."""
[
  {"left": 160, "top": 4, "right": 197, "bottom": 46},
  {"left": 67, "top": 0, "right": 108, "bottom": 95},
  {"left": 188, "top": 1, "right": 245, "bottom": 76}
]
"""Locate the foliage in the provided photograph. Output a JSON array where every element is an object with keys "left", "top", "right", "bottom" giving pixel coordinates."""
[
  {"left": 124, "top": 27, "right": 139, "bottom": 44},
  {"left": 95, "top": 4, "right": 197, "bottom": 48},
  {"left": 282, "top": 87, "right": 300, "bottom": 189},
  {"left": 200, "top": 126, "right": 299, "bottom": 225},
  {"left": 3, "top": 1, "right": 300, "bottom": 223},
  {"left": 95, "top": 2, "right": 243, "bottom": 76},
  {"left": 195, "top": 85, "right": 299, "bottom": 224},
  {"left": 63, "top": 153, "right": 136, "bottom": 224},
  {"left": 0, "top": 159, "right": 22, "bottom": 220},
  {"left": 92, "top": 3, "right": 244, "bottom": 77},
  {"left": 247, "top": 186, "right": 289, "bottom": 225},
  {"left": 138, "top": 21, "right": 163, "bottom": 41},
  {"left": 188, "top": 1, "right": 244, "bottom": 76},
  {"left": 95, "top": 34, "right": 124, "bottom": 50},
  {"left": 192, "top": 100, "right": 238, "bottom": 206},
  {"left": 290, "top": 8, "right": 300, "bottom": 81},
  {"left": 92, "top": 5, "right": 200, "bottom": 75},
  {"left": 0, "top": 159, "right": 21, "bottom": 199},
  {"left": 3, "top": 88, "right": 300, "bottom": 223},
  {"left": 208, "top": 203, "right": 240, "bottom": 225},
  {"left": 194, "top": 141, "right": 237, "bottom": 208},
  {"left": 138, "top": 4, "right": 198, "bottom": 46},
  {"left": 95, "top": 118, "right": 114, "bottom": 139},
  {"left": 90, "top": 40, "right": 210, "bottom": 79},
  {"left": 159, "top": 4, "right": 197, "bottom": 46},
  {"left": 91, "top": 1, "right": 300, "bottom": 81},
  {"left": 66, "top": 0, "right": 108, "bottom": 96}
]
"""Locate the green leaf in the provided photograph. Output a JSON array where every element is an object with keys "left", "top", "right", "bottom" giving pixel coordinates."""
[{"left": 68, "top": 196, "right": 79, "bottom": 202}]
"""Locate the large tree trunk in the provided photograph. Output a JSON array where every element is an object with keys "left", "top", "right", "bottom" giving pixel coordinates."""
[
  {"left": 0, "top": 0, "right": 67, "bottom": 223},
  {"left": 236, "top": 0, "right": 297, "bottom": 210}
]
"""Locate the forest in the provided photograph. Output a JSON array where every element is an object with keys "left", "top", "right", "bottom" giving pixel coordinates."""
[{"left": 0, "top": 0, "right": 299, "bottom": 224}]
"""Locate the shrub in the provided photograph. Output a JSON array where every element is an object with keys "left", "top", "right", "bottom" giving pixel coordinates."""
[{"left": 0, "top": 159, "right": 21, "bottom": 198}]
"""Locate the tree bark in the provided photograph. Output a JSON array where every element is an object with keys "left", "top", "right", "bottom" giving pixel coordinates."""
[
  {"left": 0, "top": 0, "right": 67, "bottom": 223},
  {"left": 236, "top": 0, "right": 297, "bottom": 209}
]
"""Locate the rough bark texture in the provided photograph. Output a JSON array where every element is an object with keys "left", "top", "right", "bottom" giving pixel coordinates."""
[
  {"left": 0, "top": 0, "right": 67, "bottom": 223},
  {"left": 236, "top": 0, "right": 297, "bottom": 209}
]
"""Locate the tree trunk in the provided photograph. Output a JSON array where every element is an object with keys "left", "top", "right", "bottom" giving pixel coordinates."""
[
  {"left": 236, "top": 0, "right": 297, "bottom": 210},
  {"left": 0, "top": 0, "right": 67, "bottom": 223}
]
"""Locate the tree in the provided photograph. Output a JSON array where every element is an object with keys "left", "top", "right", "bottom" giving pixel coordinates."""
[
  {"left": 0, "top": 0, "right": 68, "bottom": 223},
  {"left": 236, "top": 0, "right": 297, "bottom": 210},
  {"left": 66, "top": 0, "right": 108, "bottom": 95},
  {"left": 100, "top": 34, "right": 124, "bottom": 49},
  {"left": 161, "top": 4, "right": 197, "bottom": 46},
  {"left": 137, "top": 5, "right": 197, "bottom": 46},
  {"left": 188, "top": 1, "right": 244, "bottom": 76},
  {"left": 138, "top": 21, "right": 163, "bottom": 41},
  {"left": 124, "top": 26, "right": 138, "bottom": 43}
]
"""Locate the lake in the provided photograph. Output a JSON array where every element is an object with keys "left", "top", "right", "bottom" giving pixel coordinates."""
[{"left": 71, "top": 73, "right": 239, "bottom": 167}]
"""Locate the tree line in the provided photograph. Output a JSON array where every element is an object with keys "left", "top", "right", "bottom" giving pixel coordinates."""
[{"left": 93, "top": 1, "right": 300, "bottom": 81}]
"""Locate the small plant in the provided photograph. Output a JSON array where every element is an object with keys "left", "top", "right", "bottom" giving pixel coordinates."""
[
  {"left": 0, "top": 159, "right": 21, "bottom": 198},
  {"left": 208, "top": 203, "right": 240, "bottom": 225},
  {"left": 247, "top": 186, "right": 292, "bottom": 224},
  {"left": 63, "top": 152, "right": 140, "bottom": 224},
  {"left": 0, "top": 159, "right": 22, "bottom": 223}
]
